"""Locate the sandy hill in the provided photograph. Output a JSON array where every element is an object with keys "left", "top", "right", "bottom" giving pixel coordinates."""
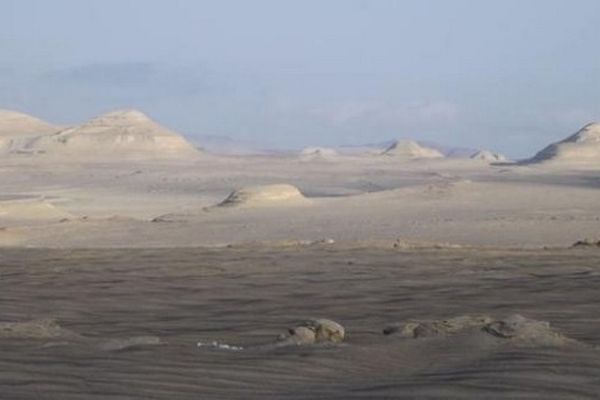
[
  {"left": 381, "top": 140, "right": 444, "bottom": 159},
  {"left": 300, "top": 147, "right": 339, "bottom": 159},
  {"left": 27, "top": 109, "right": 199, "bottom": 159},
  {"left": 527, "top": 123, "right": 600, "bottom": 165},
  {"left": 470, "top": 150, "right": 508, "bottom": 162},
  {"left": 218, "top": 184, "right": 310, "bottom": 208},
  {"left": 0, "top": 109, "right": 59, "bottom": 154}
]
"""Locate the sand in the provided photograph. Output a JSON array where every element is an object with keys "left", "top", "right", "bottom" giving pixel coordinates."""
[
  {"left": 26, "top": 109, "right": 199, "bottom": 159},
  {"left": 0, "top": 153, "right": 598, "bottom": 248},
  {"left": 527, "top": 122, "right": 600, "bottom": 166},
  {"left": 0, "top": 109, "right": 59, "bottom": 154},
  {"left": 381, "top": 139, "right": 445, "bottom": 158},
  {"left": 1, "top": 112, "right": 600, "bottom": 398},
  {"left": 0, "top": 246, "right": 599, "bottom": 399}
]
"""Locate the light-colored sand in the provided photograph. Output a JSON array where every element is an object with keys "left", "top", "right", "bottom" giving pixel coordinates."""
[
  {"left": 0, "top": 109, "right": 59, "bottom": 154},
  {"left": 0, "top": 112, "right": 599, "bottom": 248},
  {"left": 218, "top": 184, "right": 310, "bottom": 208},
  {"left": 26, "top": 109, "right": 199, "bottom": 160},
  {"left": 527, "top": 122, "right": 600, "bottom": 166},
  {"left": 0, "top": 197, "right": 71, "bottom": 221},
  {"left": 381, "top": 139, "right": 445, "bottom": 159},
  {"left": 0, "top": 152, "right": 598, "bottom": 248}
]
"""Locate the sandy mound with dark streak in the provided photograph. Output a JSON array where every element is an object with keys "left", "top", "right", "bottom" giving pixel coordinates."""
[
  {"left": 0, "top": 109, "right": 59, "bottom": 154},
  {"left": 299, "top": 147, "right": 339, "bottom": 159},
  {"left": 526, "top": 122, "right": 600, "bottom": 165},
  {"left": 470, "top": 149, "right": 508, "bottom": 162},
  {"left": 218, "top": 184, "right": 310, "bottom": 208},
  {"left": 381, "top": 140, "right": 444, "bottom": 159},
  {"left": 26, "top": 109, "right": 199, "bottom": 159}
]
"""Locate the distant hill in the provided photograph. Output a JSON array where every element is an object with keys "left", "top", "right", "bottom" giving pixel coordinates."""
[
  {"left": 524, "top": 123, "right": 600, "bottom": 165},
  {"left": 0, "top": 109, "right": 59, "bottom": 154},
  {"left": 381, "top": 140, "right": 445, "bottom": 159},
  {"left": 26, "top": 109, "right": 199, "bottom": 159},
  {"left": 470, "top": 150, "right": 509, "bottom": 162}
]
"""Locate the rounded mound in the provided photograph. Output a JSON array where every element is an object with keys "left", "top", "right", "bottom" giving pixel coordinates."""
[
  {"left": 381, "top": 140, "right": 444, "bottom": 159},
  {"left": 470, "top": 150, "right": 508, "bottom": 162},
  {"left": 527, "top": 122, "right": 600, "bottom": 165},
  {"left": 27, "top": 109, "right": 199, "bottom": 160},
  {"left": 0, "top": 109, "right": 59, "bottom": 154},
  {"left": 218, "top": 184, "right": 309, "bottom": 207},
  {"left": 300, "top": 147, "right": 339, "bottom": 159}
]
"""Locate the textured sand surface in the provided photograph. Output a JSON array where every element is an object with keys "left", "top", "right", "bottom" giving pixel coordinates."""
[{"left": 0, "top": 246, "right": 599, "bottom": 399}]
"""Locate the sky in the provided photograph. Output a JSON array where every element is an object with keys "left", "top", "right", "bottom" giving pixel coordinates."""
[{"left": 1, "top": 0, "right": 600, "bottom": 157}]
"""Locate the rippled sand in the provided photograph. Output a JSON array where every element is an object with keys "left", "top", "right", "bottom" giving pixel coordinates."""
[{"left": 1, "top": 246, "right": 599, "bottom": 399}]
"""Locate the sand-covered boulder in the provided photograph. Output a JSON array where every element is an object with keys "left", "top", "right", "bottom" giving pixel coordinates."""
[
  {"left": 526, "top": 122, "right": 600, "bottom": 165},
  {"left": 482, "top": 314, "right": 576, "bottom": 346},
  {"left": 470, "top": 150, "right": 508, "bottom": 162},
  {"left": 0, "top": 109, "right": 58, "bottom": 154},
  {"left": 384, "top": 314, "right": 580, "bottom": 347},
  {"left": 383, "top": 315, "right": 493, "bottom": 337},
  {"left": 289, "top": 318, "right": 345, "bottom": 344},
  {"left": 198, "top": 318, "right": 345, "bottom": 351},
  {"left": 277, "top": 318, "right": 345, "bottom": 345},
  {"left": 381, "top": 140, "right": 444, "bottom": 159},
  {"left": 0, "top": 319, "right": 78, "bottom": 340},
  {"left": 218, "top": 184, "right": 310, "bottom": 208},
  {"left": 26, "top": 109, "right": 199, "bottom": 160}
]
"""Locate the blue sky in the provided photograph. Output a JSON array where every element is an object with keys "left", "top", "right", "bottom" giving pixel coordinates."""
[{"left": 1, "top": 0, "right": 600, "bottom": 157}]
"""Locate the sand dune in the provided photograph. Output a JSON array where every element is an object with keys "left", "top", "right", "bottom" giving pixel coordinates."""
[
  {"left": 470, "top": 149, "right": 508, "bottom": 162},
  {"left": 218, "top": 184, "right": 310, "bottom": 208},
  {"left": 299, "top": 147, "right": 339, "bottom": 159},
  {"left": 0, "top": 109, "right": 59, "bottom": 154},
  {"left": 527, "top": 122, "right": 600, "bottom": 165},
  {"left": 381, "top": 139, "right": 445, "bottom": 159},
  {"left": 26, "top": 109, "right": 199, "bottom": 160}
]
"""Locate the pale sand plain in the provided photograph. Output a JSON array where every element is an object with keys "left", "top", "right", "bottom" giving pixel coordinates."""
[{"left": 0, "top": 153, "right": 599, "bottom": 248}]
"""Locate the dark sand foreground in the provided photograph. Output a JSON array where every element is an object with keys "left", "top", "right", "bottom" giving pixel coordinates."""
[{"left": 1, "top": 245, "right": 599, "bottom": 399}]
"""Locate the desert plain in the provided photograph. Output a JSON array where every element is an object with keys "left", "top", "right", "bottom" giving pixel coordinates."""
[{"left": 1, "top": 109, "right": 599, "bottom": 399}]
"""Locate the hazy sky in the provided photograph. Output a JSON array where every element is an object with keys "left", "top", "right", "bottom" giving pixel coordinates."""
[{"left": 1, "top": 0, "right": 600, "bottom": 157}]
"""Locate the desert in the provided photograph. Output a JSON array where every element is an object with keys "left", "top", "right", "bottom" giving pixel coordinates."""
[
  {"left": 1, "top": 107, "right": 599, "bottom": 399},
  {"left": 2, "top": 2, "right": 600, "bottom": 398}
]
